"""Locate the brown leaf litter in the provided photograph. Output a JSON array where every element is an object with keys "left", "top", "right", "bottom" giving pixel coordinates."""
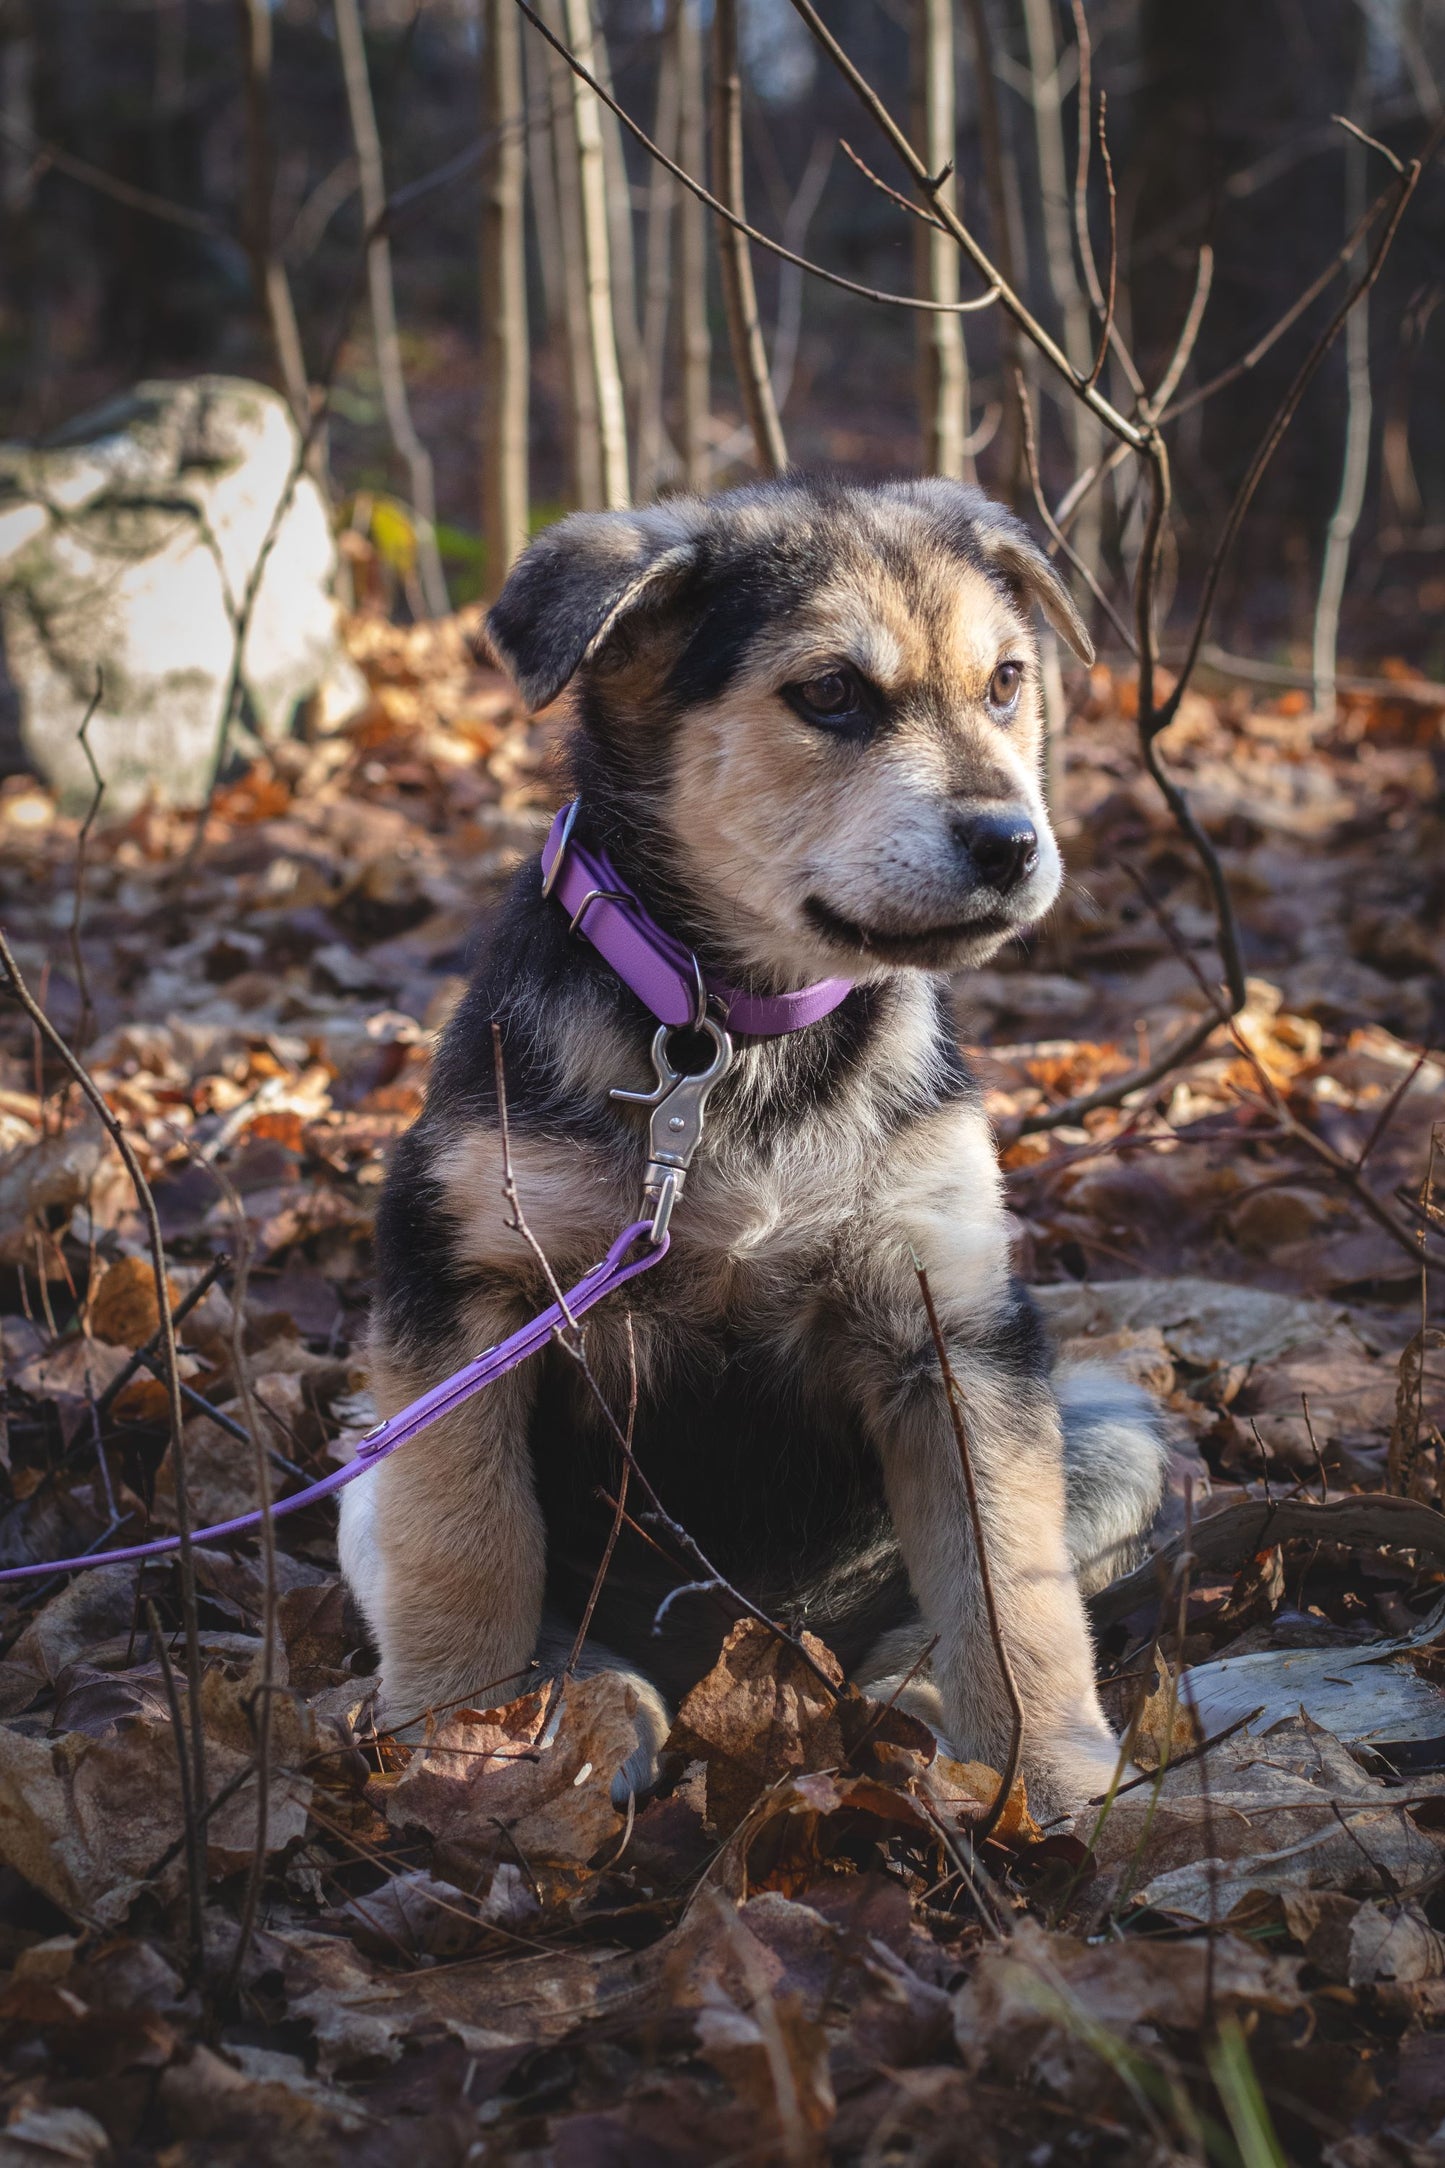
[{"left": 0, "top": 642, "right": 1442, "bottom": 2160}]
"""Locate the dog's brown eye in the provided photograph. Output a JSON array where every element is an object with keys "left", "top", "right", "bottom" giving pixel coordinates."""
[
  {"left": 800, "top": 671, "right": 854, "bottom": 714},
  {"left": 988, "top": 661, "right": 1023, "bottom": 709},
  {"left": 784, "top": 665, "right": 871, "bottom": 736}
]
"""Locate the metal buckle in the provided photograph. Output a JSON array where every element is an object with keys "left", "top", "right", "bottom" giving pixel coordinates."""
[
  {"left": 568, "top": 886, "right": 630, "bottom": 938},
  {"left": 610, "top": 1016, "right": 734, "bottom": 1243},
  {"left": 540, "top": 797, "right": 580, "bottom": 900}
]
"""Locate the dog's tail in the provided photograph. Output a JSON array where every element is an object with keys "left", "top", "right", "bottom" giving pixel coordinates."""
[{"left": 1056, "top": 1362, "right": 1170, "bottom": 1597}]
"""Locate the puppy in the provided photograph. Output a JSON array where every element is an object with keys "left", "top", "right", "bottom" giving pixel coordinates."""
[{"left": 340, "top": 475, "right": 1165, "bottom": 1810}]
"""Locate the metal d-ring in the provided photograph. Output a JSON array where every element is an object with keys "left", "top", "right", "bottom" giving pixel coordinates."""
[
  {"left": 539, "top": 797, "right": 580, "bottom": 900},
  {"left": 688, "top": 951, "right": 710, "bottom": 1031},
  {"left": 568, "top": 885, "right": 630, "bottom": 938}
]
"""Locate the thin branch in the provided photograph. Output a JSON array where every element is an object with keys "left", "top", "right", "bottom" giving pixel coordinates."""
[
  {"left": 1161, "top": 184, "right": 1392, "bottom": 424},
  {"left": 92, "top": 1256, "right": 230, "bottom": 1427},
  {"left": 207, "top": 1176, "right": 274, "bottom": 2000},
  {"left": 0, "top": 115, "right": 222, "bottom": 235},
  {"left": 1014, "top": 367, "right": 1137, "bottom": 654},
  {"left": 1356, "top": 1050, "right": 1430, "bottom": 1172},
  {"left": 1333, "top": 111, "right": 1405, "bottom": 174},
  {"left": 0, "top": 935, "right": 207, "bottom": 1953},
  {"left": 780, "top": 0, "right": 1146, "bottom": 449},
  {"left": 1084, "top": 91, "right": 1117, "bottom": 391},
  {"left": 840, "top": 136, "right": 947, "bottom": 232},
  {"left": 915, "top": 1264, "right": 1024, "bottom": 1848},
  {"left": 1068, "top": 1, "right": 1137, "bottom": 398},
  {"left": 1228, "top": 1027, "right": 1445, "bottom": 1271},
  {"left": 66, "top": 673, "right": 104, "bottom": 1055},
  {"left": 1145, "top": 245, "right": 1214, "bottom": 419},
  {"left": 508, "top": 0, "right": 1005, "bottom": 321},
  {"left": 564, "top": 1316, "right": 637, "bottom": 1680},
  {"left": 145, "top": 1600, "right": 205, "bottom": 1982},
  {"left": 1014, "top": 1009, "right": 1225, "bottom": 1139}
]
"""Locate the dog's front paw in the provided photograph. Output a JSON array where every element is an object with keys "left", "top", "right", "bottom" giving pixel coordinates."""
[{"left": 1033, "top": 1727, "right": 1133, "bottom": 1817}]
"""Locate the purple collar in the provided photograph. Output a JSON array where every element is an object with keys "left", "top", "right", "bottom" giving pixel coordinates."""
[{"left": 540, "top": 801, "right": 853, "bottom": 1038}]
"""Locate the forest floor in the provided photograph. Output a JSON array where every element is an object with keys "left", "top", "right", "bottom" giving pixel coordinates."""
[{"left": 0, "top": 617, "right": 1443, "bottom": 2166}]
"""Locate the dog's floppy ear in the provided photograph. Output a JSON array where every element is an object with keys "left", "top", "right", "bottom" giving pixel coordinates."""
[
  {"left": 484, "top": 507, "right": 700, "bottom": 711},
  {"left": 885, "top": 479, "right": 1095, "bottom": 666},
  {"left": 974, "top": 518, "right": 1095, "bottom": 666}
]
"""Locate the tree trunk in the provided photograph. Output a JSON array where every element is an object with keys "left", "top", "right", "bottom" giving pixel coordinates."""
[
  {"left": 333, "top": 0, "right": 449, "bottom": 615},
  {"left": 636, "top": 5, "right": 682, "bottom": 503},
  {"left": 911, "top": 0, "right": 969, "bottom": 479},
  {"left": 960, "top": 0, "right": 1024, "bottom": 498},
  {"left": 1311, "top": 127, "right": 1371, "bottom": 718},
  {"left": 480, "top": 0, "right": 529, "bottom": 597},
  {"left": 711, "top": 0, "right": 786, "bottom": 475},
  {"left": 523, "top": 18, "right": 565, "bottom": 343},
  {"left": 232, "top": 0, "right": 311, "bottom": 438},
  {"left": 561, "top": 0, "right": 630, "bottom": 508},
  {"left": 675, "top": 0, "right": 711, "bottom": 492},
  {"left": 1020, "top": 0, "right": 1100, "bottom": 581},
  {"left": 536, "top": 0, "right": 601, "bottom": 507},
  {"left": 591, "top": 21, "right": 645, "bottom": 466}
]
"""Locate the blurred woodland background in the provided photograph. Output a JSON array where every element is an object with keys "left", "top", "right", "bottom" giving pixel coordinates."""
[
  {"left": 1, "top": 6, "right": 1445, "bottom": 2165},
  {"left": 1, "top": 0, "right": 1442, "bottom": 651}
]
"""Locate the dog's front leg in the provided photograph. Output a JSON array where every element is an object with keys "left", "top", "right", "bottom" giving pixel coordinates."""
[
  {"left": 850, "top": 1104, "right": 1119, "bottom": 1807},
  {"left": 339, "top": 1339, "right": 545, "bottom": 1732},
  {"left": 865, "top": 1350, "right": 1119, "bottom": 1806}
]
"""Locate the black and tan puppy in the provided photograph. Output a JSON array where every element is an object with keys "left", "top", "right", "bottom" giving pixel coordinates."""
[{"left": 340, "top": 475, "right": 1165, "bottom": 1808}]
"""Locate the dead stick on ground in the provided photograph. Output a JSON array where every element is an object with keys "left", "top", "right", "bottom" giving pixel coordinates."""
[
  {"left": 915, "top": 1261, "right": 1024, "bottom": 1846},
  {"left": 144, "top": 1600, "right": 206, "bottom": 1979},
  {"left": 1090, "top": 1492, "right": 1445, "bottom": 1629},
  {"left": 0, "top": 932, "right": 207, "bottom": 1974}
]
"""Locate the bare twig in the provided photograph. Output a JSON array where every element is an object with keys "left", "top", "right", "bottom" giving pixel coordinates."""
[
  {"left": 0, "top": 933, "right": 207, "bottom": 1947},
  {"left": 915, "top": 1263, "right": 1024, "bottom": 1847},
  {"left": 1155, "top": 125, "right": 1441, "bottom": 736},
  {"left": 1229, "top": 1026, "right": 1445, "bottom": 1270},
  {"left": 1333, "top": 112, "right": 1406, "bottom": 174},
  {"left": 1014, "top": 365, "right": 1137, "bottom": 654},
  {"left": 1356, "top": 1050, "right": 1430, "bottom": 1171},
  {"left": 1068, "top": 0, "right": 1139, "bottom": 399},
  {"left": 144, "top": 1600, "right": 206, "bottom": 1981},
  {"left": 778, "top": 0, "right": 1144, "bottom": 446},
  {"left": 214, "top": 1160, "right": 276, "bottom": 2003},
  {"left": 92, "top": 1255, "right": 230, "bottom": 1427},
  {"left": 0, "top": 114, "right": 221, "bottom": 235},
  {"left": 1084, "top": 92, "right": 1117, "bottom": 391},
  {"left": 66, "top": 672, "right": 104, "bottom": 1055},
  {"left": 508, "top": 0, "right": 1006, "bottom": 321},
  {"left": 564, "top": 1316, "right": 637, "bottom": 1680},
  {"left": 1161, "top": 183, "right": 1393, "bottom": 423}
]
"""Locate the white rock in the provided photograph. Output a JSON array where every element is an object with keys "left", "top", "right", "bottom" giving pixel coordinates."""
[{"left": 0, "top": 375, "right": 364, "bottom": 811}]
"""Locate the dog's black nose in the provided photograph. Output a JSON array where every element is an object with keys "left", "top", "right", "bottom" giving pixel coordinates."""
[{"left": 954, "top": 811, "right": 1039, "bottom": 894}]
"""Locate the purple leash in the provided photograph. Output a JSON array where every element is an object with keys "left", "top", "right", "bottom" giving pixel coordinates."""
[
  {"left": 1, "top": 800, "right": 850, "bottom": 1586},
  {"left": 0, "top": 1223, "right": 669, "bottom": 1583}
]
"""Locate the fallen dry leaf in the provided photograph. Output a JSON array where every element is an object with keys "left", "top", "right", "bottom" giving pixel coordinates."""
[{"left": 667, "top": 1620, "right": 845, "bottom": 1838}]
